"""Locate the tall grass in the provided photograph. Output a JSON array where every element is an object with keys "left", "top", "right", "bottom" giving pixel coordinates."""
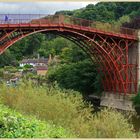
[{"left": 0, "top": 81, "right": 137, "bottom": 138}]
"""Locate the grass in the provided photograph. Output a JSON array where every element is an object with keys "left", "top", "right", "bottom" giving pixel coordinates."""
[{"left": 0, "top": 81, "right": 138, "bottom": 138}]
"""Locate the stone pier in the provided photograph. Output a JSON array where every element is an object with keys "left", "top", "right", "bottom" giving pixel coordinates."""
[{"left": 100, "top": 92, "right": 135, "bottom": 111}]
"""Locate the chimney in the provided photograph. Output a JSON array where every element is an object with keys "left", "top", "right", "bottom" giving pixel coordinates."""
[
  {"left": 37, "top": 53, "right": 40, "bottom": 59},
  {"left": 48, "top": 54, "right": 52, "bottom": 63}
]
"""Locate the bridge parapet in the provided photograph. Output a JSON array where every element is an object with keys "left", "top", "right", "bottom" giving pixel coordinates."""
[{"left": 0, "top": 14, "right": 138, "bottom": 38}]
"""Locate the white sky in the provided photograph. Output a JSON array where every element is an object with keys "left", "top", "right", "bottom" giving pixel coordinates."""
[{"left": 0, "top": 2, "right": 98, "bottom": 14}]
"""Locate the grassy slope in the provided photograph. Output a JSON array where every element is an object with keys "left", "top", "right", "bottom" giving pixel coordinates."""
[{"left": 0, "top": 81, "right": 138, "bottom": 138}]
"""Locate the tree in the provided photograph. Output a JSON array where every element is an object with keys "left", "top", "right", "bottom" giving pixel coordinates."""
[
  {"left": 0, "top": 50, "right": 17, "bottom": 67},
  {"left": 47, "top": 59, "right": 102, "bottom": 94}
]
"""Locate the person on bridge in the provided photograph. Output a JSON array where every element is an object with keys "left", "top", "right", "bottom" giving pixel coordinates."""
[{"left": 4, "top": 15, "right": 9, "bottom": 23}]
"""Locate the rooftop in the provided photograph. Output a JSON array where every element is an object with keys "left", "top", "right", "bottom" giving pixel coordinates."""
[{"left": 21, "top": 58, "right": 48, "bottom": 64}]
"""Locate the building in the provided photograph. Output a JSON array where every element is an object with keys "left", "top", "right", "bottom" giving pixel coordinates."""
[
  {"left": 20, "top": 58, "right": 48, "bottom": 67},
  {"left": 20, "top": 58, "right": 49, "bottom": 76},
  {"left": 36, "top": 66, "right": 48, "bottom": 76}
]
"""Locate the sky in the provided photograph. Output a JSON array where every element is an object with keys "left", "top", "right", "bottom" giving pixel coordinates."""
[{"left": 0, "top": 2, "right": 98, "bottom": 14}]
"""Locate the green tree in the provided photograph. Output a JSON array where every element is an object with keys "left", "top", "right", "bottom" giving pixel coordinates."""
[
  {"left": 47, "top": 59, "right": 102, "bottom": 94},
  {"left": 0, "top": 50, "right": 17, "bottom": 67}
]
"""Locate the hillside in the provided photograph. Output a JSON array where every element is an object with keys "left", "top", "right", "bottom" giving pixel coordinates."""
[{"left": 55, "top": 2, "right": 140, "bottom": 23}]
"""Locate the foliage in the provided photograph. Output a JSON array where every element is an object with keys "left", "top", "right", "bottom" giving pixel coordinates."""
[
  {"left": 91, "top": 108, "right": 135, "bottom": 138},
  {"left": 47, "top": 59, "right": 102, "bottom": 94},
  {"left": 3, "top": 66, "right": 18, "bottom": 73},
  {"left": 0, "top": 50, "right": 17, "bottom": 67},
  {"left": 95, "top": 21, "right": 113, "bottom": 32},
  {"left": 60, "top": 44, "right": 86, "bottom": 63},
  {"left": 23, "top": 73, "right": 47, "bottom": 86},
  {"left": 0, "top": 66, "right": 19, "bottom": 81},
  {"left": 137, "top": 132, "right": 140, "bottom": 138},
  {"left": 116, "top": 15, "right": 130, "bottom": 26},
  {"left": 0, "top": 33, "right": 47, "bottom": 68},
  {"left": 0, "top": 81, "right": 93, "bottom": 137},
  {"left": 38, "top": 37, "right": 99, "bottom": 94},
  {"left": 38, "top": 36, "right": 86, "bottom": 61},
  {"left": 0, "top": 81, "right": 137, "bottom": 138},
  {"left": 0, "top": 104, "right": 73, "bottom": 138},
  {"left": 23, "top": 64, "right": 33, "bottom": 69},
  {"left": 122, "top": 16, "right": 140, "bottom": 29},
  {"left": 55, "top": 10, "right": 74, "bottom": 16},
  {"left": 132, "top": 89, "right": 140, "bottom": 107},
  {"left": 58, "top": 2, "right": 140, "bottom": 23},
  {"left": 0, "top": 69, "right": 4, "bottom": 78},
  {"left": 0, "top": 68, "right": 15, "bottom": 80}
]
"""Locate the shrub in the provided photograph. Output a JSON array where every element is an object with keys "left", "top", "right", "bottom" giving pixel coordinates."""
[
  {"left": 137, "top": 131, "right": 140, "bottom": 138},
  {"left": 132, "top": 91, "right": 140, "bottom": 107},
  {"left": 132, "top": 91, "right": 140, "bottom": 115},
  {"left": 0, "top": 104, "right": 73, "bottom": 138}
]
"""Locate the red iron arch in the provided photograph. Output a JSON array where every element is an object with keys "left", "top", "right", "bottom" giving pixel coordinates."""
[{"left": 0, "top": 14, "right": 138, "bottom": 94}]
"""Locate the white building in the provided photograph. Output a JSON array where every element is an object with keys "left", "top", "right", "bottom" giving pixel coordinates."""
[{"left": 20, "top": 58, "right": 48, "bottom": 67}]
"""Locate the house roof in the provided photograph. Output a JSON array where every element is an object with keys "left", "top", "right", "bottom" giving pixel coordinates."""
[{"left": 21, "top": 58, "right": 48, "bottom": 64}]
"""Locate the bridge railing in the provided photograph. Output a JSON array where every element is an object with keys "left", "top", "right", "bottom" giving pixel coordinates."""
[
  {"left": 0, "top": 14, "right": 137, "bottom": 37},
  {"left": 61, "top": 15, "right": 137, "bottom": 36},
  {"left": 37, "top": 14, "right": 138, "bottom": 37}
]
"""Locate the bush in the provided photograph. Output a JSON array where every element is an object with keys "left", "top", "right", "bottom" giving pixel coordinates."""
[
  {"left": 132, "top": 91, "right": 140, "bottom": 107},
  {"left": 0, "top": 104, "right": 73, "bottom": 138},
  {"left": 0, "top": 81, "right": 137, "bottom": 138},
  {"left": 3, "top": 66, "right": 18, "bottom": 73}
]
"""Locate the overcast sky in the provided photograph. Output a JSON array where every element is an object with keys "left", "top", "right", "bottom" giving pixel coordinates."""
[{"left": 0, "top": 2, "right": 98, "bottom": 14}]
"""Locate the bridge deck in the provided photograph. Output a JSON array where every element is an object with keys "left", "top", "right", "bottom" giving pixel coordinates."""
[
  {"left": 0, "top": 14, "right": 138, "bottom": 41},
  {"left": 0, "top": 23, "right": 137, "bottom": 41}
]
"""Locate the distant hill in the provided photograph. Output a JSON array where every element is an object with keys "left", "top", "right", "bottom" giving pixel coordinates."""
[{"left": 55, "top": 2, "right": 140, "bottom": 24}]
